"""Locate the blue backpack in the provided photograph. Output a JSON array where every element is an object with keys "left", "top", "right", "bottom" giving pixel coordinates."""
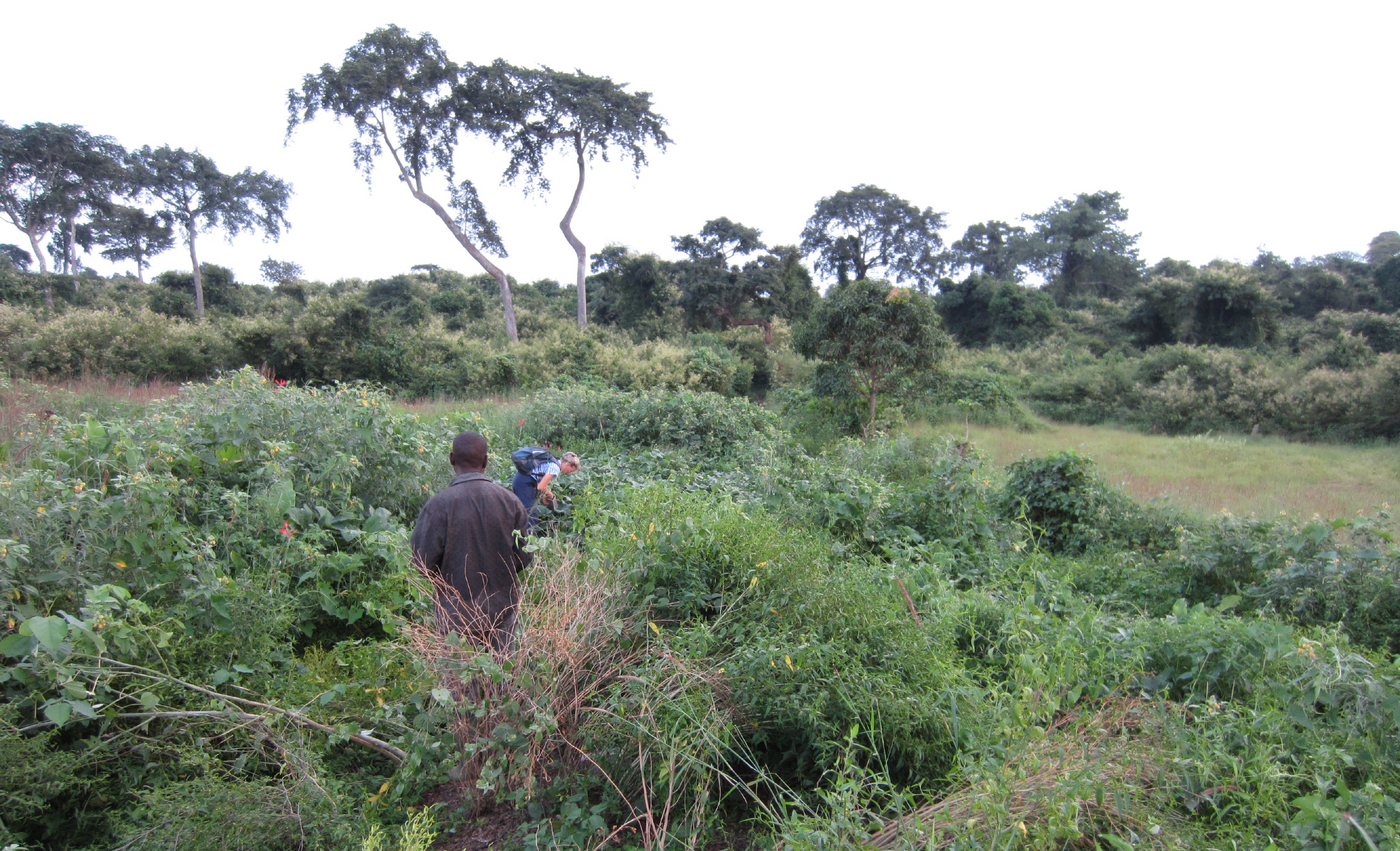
[{"left": 511, "top": 447, "right": 556, "bottom": 479}]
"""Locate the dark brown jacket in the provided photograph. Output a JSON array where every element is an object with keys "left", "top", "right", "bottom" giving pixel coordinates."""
[{"left": 410, "top": 473, "right": 533, "bottom": 635}]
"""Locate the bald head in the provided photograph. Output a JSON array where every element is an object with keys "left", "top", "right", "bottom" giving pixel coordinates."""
[{"left": 449, "top": 431, "right": 488, "bottom": 473}]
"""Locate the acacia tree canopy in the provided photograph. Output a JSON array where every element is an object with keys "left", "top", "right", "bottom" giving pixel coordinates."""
[
  {"left": 800, "top": 184, "right": 947, "bottom": 291},
  {"left": 1366, "top": 231, "right": 1400, "bottom": 266},
  {"left": 499, "top": 67, "right": 670, "bottom": 330},
  {"left": 129, "top": 145, "right": 290, "bottom": 319},
  {"left": 793, "top": 278, "right": 950, "bottom": 435},
  {"left": 287, "top": 25, "right": 526, "bottom": 341},
  {"left": 0, "top": 121, "right": 125, "bottom": 305},
  {"left": 92, "top": 205, "right": 175, "bottom": 283}
]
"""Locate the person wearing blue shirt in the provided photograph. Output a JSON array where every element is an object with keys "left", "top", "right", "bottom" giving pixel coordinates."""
[{"left": 512, "top": 450, "right": 580, "bottom": 530}]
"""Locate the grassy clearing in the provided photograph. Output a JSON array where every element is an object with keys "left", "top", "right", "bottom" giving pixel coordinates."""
[{"left": 915, "top": 419, "right": 1399, "bottom": 525}]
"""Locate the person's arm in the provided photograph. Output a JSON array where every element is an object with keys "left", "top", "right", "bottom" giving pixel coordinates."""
[
  {"left": 536, "top": 472, "right": 556, "bottom": 503},
  {"left": 510, "top": 503, "right": 534, "bottom": 574}
]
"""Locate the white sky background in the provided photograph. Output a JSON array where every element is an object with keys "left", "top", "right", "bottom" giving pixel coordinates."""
[{"left": 2, "top": 0, "right": 1396, "bottom": 289}]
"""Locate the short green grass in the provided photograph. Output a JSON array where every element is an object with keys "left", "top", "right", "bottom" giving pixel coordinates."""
[{"left": 915, "top": 420, "right": 1399, "bottom": 526}]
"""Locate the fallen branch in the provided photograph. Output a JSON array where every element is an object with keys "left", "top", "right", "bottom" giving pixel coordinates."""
[{"left": 22, "top": 657, "right": 407, "bottom": 764}]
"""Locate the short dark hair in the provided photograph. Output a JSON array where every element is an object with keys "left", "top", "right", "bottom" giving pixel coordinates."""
[{"left": 450, "top": 431, "right": 489, "bottom": 469}]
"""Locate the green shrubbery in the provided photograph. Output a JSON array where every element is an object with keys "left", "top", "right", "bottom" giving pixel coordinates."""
[{"left": 3, "top": 369, "right": 1400, "bottom": 849}]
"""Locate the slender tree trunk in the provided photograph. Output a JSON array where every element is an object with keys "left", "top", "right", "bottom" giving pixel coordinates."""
[
  {"left": 406, "top": 184, "right": 517, "bottom": 343},
  {"left": 26, "top": 229, "right": 47, "bottom": 274},
  {"left": 67, "top": 217, "right": 80, "bottom": 286},
  {"left": 27, "top": 229, "right": 53, "bottom": 309},
  {"left": 864, "top": 371, "right": 880, "bottom": 438},
  {"left": 380, "top": 125, "right": 518, "bottom": 342},
  {"left": 188, "top": 225, "right": 204, "bottom": 320},
  {"left": 560, "top": 137, "right": 588, "bottom": 330}
]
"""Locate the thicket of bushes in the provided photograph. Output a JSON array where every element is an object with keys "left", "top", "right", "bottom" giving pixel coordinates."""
[
  {"left": 5, "top": 254, "right": 1400, "bottom": 442},
  {"left": 2, "top": 375, "right": 1398, "bottom": 849}
]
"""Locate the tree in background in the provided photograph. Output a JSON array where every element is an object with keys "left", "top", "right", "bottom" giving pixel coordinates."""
[
  {"left": 936, "top": 274, "right": 1056, "bottom": 348},
  {"left": 1020, "top": 191, "right": 1142, "bottom": 303},
  {"left": 259, "top": 258, "right": 304, "bottom": 285},
  {"left": 129, "top": 145, "right": 289, "bottom": 320},
  {"left": 91, "top": 205, "right": 174, "bottom": 282},
  {"left": 501, "top": 68, "right": 670, "bottom": 330},
  {"left": 672, "top": 219, "right": 814, "bottom": 346},
  {"left": 0, "top": 122, "right": 125, "bottom": 306},
  {"left": 949, "top": 220, "right": 1026, "bottom": 280},
  {"left": 800, "top": 185, "right": 947, "bottom": 291},
  {"left": 151, "top": 264, "right": 241, "bottom": 319},
  {"left": 587, "top": 244, "right": 680, "bottom": 335},
  {"left": 0, "top": 243, "right": 32, "bottom": 269},
  {"left": 1365, "top": 231, "right": 1400, "bottom": 266},
  {"left": 288, "top": 26, "right": 527, "bottom": 342},
  {"left": 794, "top": 278, "right": 949, "bottom": 436}
]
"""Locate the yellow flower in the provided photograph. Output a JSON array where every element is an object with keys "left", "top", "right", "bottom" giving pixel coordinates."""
[
  {"left": 113, "top": 561, "right": 127, "bottom": 569},
  {"left": 756, "top": 561, "right": 768, "bottom": 567},
  {"left": 749, "top": 576, "right": 758, "bottom": 589},
  {"left": 73, "top": 482, "right": 85, "bottom": 493},
  {"left": 784, "top": 655, "right": 793, "bottom": 671},
  {"left": 36, "top": 507, "right": 45, "bottom": 515},
  {"left": 648, "top": 622, "right": 660, "bottom": 635}
]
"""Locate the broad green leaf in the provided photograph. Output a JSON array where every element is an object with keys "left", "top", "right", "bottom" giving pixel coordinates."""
[
  {"left": 0, "top": 633, "right": 36, "bottom": 657},
  {"left": 43, "top": 701, "right": 72, "bottom": 726},
  {"left": 28, "top": 616, "right": 68, "bottom": 654}
]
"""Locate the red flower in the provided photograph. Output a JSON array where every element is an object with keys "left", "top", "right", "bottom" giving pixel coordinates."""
[
  {"left": 279, "top": 521, "right": 295, "bottom": 538},
  {"left": 518, "top": 419, "right": 525, "bottom": 427},
  {"left": 273, "top": 379, "right": 288, "bottom": 390}
]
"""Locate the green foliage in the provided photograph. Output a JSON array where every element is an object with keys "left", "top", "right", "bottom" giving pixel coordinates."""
[
  {"left": 518, "top": 383, "right": 779, "bottom": 455},
  {"left": 794, "top": 278, "right": 951, "bottom": 436},
  {"left": 935, "top": 273, "right": 1057, "bottom": 348},
  {"left": 800, "top": 184, "right": 947, "bottom": 291},
  {"left": 1019, "top": 190, "right": 1144, "bottom": 302},
  {"left": 1000, "top": 452, "right": 1107, "bottom": 554}
]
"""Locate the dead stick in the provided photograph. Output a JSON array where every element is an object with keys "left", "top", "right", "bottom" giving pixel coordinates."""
[{"left": 894, "top": 575, "right": 921, "bottom": 627}]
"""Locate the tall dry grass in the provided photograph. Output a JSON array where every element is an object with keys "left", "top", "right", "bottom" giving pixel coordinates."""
[{"left": 403, "top": 547, "right": 766, "bottom": 849}]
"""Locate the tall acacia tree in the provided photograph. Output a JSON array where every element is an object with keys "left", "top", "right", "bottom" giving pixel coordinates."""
[
  {"left": 800, "top": 184, "right": 947, "bottom": 292},
  {"left": 288, "top": 26, "right": 526, "bottom": 342},
  {"left": 129, "top": 145, "right": 290, "bottom": 320},
  {"left": 501, "top": 68, "right": 670, "bottom": 329},
  {"left": 0, "top": 122, "right": 124, "bottom": 306},
  {"left": 91, "top": 205, "right": 175, "bottom": 282}
]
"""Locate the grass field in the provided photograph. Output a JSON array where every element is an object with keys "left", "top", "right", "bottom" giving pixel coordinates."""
[{"left": 917, "top": 419, "right": 1400, "bottom": 526}]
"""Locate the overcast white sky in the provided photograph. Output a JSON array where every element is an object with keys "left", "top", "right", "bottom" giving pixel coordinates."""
[{"left": 3, "top": 0, "right": 1396, "bottom": 289}]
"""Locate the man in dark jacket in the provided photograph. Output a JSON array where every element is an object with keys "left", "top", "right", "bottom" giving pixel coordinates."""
[{"left": 410, "top": 431, "right": 533, "bottom": 653}]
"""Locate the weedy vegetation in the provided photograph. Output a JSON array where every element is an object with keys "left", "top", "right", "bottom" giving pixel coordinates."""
[{"left": 1, "top": 371, "right": 1398, "bottom": 850}]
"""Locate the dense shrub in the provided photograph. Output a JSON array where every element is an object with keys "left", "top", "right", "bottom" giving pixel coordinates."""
[{"left": 519, "top": 383, "right": 780, "bottom": 455}]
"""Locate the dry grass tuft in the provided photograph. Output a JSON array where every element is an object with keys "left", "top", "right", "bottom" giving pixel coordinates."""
[
  {"left": 869, "top": 698, "right": 1179, "bottom": 850},
  {"left": 403, "top": 548, "right": 639, "bottom": 808}
]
